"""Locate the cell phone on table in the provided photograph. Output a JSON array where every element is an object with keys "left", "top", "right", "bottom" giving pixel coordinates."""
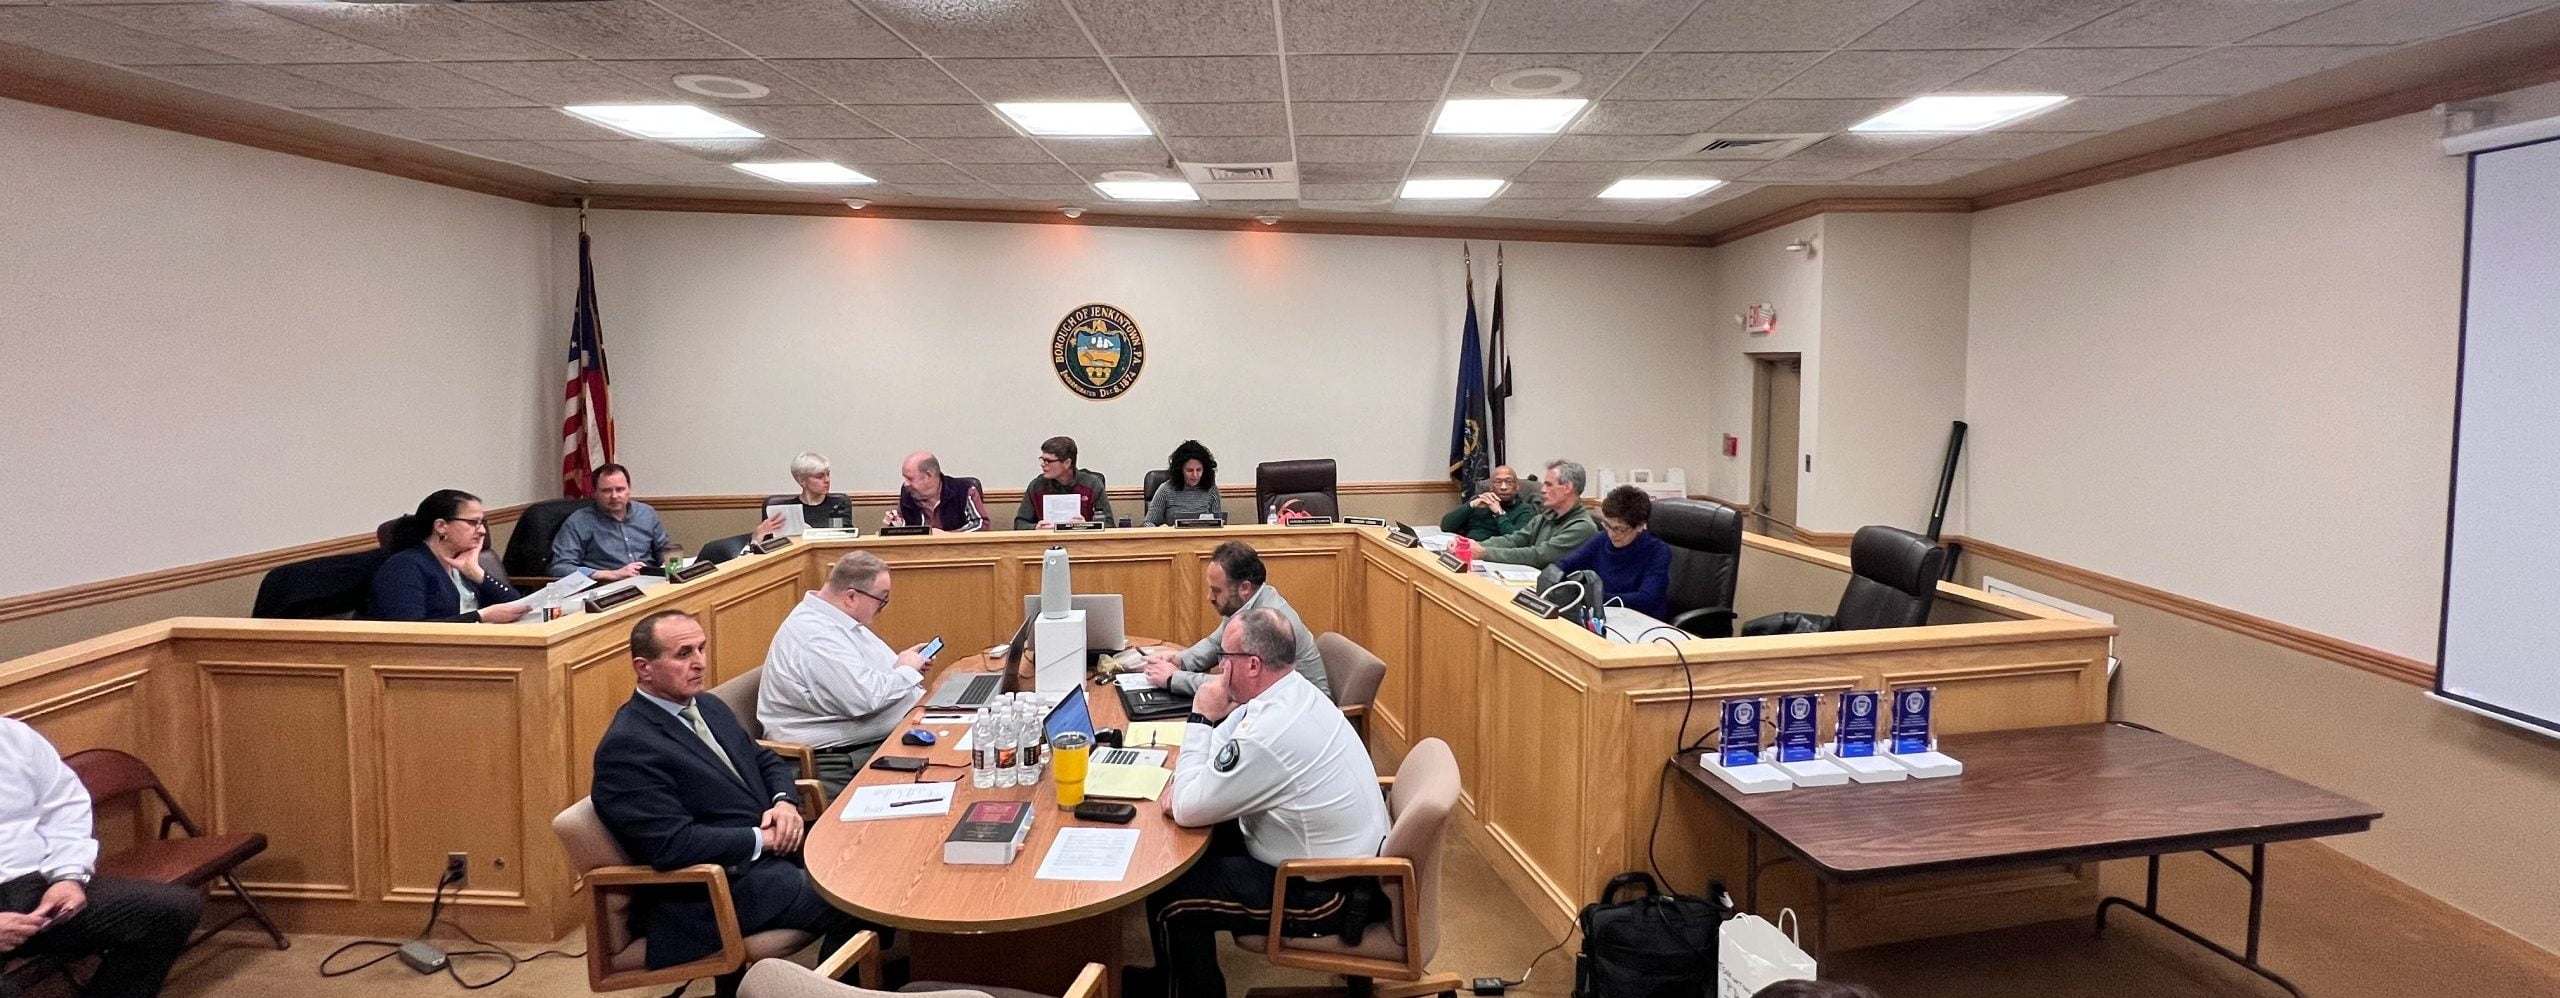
[
  {"left": 870, "top": 756, "right": 928, "bottom": 773},
  {"left": 920, "top": 636, "right": 945, "bottom": 660}
]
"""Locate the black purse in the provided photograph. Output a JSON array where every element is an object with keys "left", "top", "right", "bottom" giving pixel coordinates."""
[{"left": 1573, "top": 873, "right": 1727, "bottom": 998}]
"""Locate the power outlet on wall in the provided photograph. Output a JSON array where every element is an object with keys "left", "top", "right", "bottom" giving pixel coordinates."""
[{"left": 444, "top": 852, "right": 469, "bottom": 888}]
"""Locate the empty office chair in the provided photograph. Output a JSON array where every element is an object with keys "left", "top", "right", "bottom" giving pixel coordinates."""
[
  {"left": 741, "top": 934, "right": 1101, "bottom": 998},
  {"left": 700, "top": 533, "right": 755, "bottom": 565},
  {"left": 62, "top": 749, "right": 287, "bottom": 951},
  {"left": 1256, "top": 459, "right": 1338, "bottom": 522},
  {"left": 1316, "top": 633, "right": 1386, "bottom": 739},
  {"left": 554, "top": 793, "right": 826, "bottom": 994},
  {"left": 1651, "top": 499, "right": 1744, "bottom": 638},
  {"left": 710, "top": 667, "right": 818, "bottom": 781},
  {"left": 502, "top": 497, "right": 591, "bottom": 577},
  {"left": 251, "top": 548, "right": 388, "bottom": 619},
  {"left": 1266, "top": 492, "right": 1339, "bottom": 522},
  {"left": 1742, "top": 525, "right": 1946, "bottom": 636},
  {"left": 1232, "top": 738, "right": 1461, "bottom": 998}
]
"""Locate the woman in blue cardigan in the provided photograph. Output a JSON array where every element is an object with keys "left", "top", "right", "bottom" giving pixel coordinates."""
[
  {"left": 1553, "top": 486, "right": 1673, "bottom": 619},
  {"left": 370, "top": 489, "right": 529, "bottom": 623}
]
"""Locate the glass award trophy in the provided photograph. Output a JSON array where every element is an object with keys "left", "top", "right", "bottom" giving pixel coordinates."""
[
  {"left": 1704, "top": 697, "right": 1790, "bottom": 794},
  {"left": 1820, "top": 690, "right": 1908, "bottom": 782},
  {"left": 1885, "top": 685, "right": 1962, "bottom": 778},
  {"left": 1770, "top": 692, "right": 1848, "bottom": 786}
]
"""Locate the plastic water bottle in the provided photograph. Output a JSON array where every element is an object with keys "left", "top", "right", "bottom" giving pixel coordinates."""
[
  {"left": 971, "top": 702, "right": 998, "bottom": 789},
  {"left": 1018, "top": 705, "right": 1044, "bottom": 786},
  {"left": 993, "top": 699, "right": 1021, "bottom": 789}
]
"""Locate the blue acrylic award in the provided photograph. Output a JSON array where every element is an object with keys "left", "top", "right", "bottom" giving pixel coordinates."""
[
  {"left": 1836, "top": 690, "right": 1881, "bottom": 758},
  {"left": 1890, "top": 687, "right": 1934, "bottom": 755},
  {"left": 1774, "top": 693, "right": 1819, "bottom": 763},
  {"left": 1719, "top": 698, "right": 1763, "bottom": 768}
]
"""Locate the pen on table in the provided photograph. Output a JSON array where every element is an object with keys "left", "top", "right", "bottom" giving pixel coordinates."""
[{"left": 890, "top": 797, "right": 940, "bottom": 807}]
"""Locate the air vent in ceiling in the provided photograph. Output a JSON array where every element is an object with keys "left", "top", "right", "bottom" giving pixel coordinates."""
[
  {"left": 1678, "top": 133, "right": 1824, "bottom": 160},
  {"left": 1178, "top": 161, "right": 1299, "bottom": 201}
]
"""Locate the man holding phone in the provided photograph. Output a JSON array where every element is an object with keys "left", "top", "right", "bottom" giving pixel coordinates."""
[
  {"left": 760, "top": 551, "right": 936, "bottom": 794},
  {"left": 1, "top": 718, "right": 203, "bottom": 998}
]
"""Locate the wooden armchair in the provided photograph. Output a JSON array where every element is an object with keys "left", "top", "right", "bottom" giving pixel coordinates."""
[
  {"left": 711, "top": 666, "right": 819, "bottom": 781},
  {"left": 742, "top": 934, "right": 1103, "bottom": 998},
  {"left": 550, "top": 783, "right": 829, "bottom": 993},
  {"left": 1234, "top": 738, "right": 1461, "bottom": 998}
]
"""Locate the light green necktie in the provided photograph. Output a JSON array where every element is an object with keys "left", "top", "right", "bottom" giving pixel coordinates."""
[{"left": 678, "top": 704, "right": 742, "bottom": 780}]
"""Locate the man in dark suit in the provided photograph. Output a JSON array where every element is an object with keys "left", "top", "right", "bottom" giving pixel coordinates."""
[{"left": 592, "top": 608, "right": 861, "bottom": 989}]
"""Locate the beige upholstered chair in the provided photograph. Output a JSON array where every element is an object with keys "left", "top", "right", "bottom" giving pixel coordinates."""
[
  {"left": 741, "top": 935, "right": 1102, "bottom": 998},
  {"left": 1232, "top": 738, "right": 1461, "bottom": 998},
  {"left": 1315, "top": 633, "right": 1386, "bottom": 739},
  {"left": 710, "top": 666, "right": 819, "bottom": 782},
  {"left": 551, "top": 788, "right": 831, "bottom": 993}
]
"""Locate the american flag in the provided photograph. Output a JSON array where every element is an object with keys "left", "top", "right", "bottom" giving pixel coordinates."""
[{"left": 561, "top": 231, "right": 615, "bottom": 498}]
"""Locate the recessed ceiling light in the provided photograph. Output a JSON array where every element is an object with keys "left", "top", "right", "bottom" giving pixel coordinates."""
[
  {"left": 562, "top": 104, "right": 760, "bottom": 140},
  {"left": 732, "top": 161, "right": 874, "bottom": 184},
  {"left": 1094, "top": 180, "right": 1197, "bottom": 201},
  {"left": 1401, "top": 178, "right": 1505, "bottom": 199},
  {"left": 1432, "top": 98, "right": 1587, "bottom": 135},
  {"left": 1599, "top": 177, "right": 1724, "bottom": 199},
  {"left": 1850, "top": 94, "right": 2067, "bottom": 133},
  {"left": 995, "top": 102, "right": 1151, "bottom": 136},
  {"left": 671, "top": 74, "right": 770, "bottom": 100}
]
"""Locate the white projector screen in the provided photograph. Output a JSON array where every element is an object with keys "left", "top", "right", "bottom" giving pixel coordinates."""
[{"left": 2438, "top": 136, "right": 2560, "bottom": 738}]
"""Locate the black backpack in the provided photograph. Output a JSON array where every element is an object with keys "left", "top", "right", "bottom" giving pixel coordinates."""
[{"left": 1574, "top": 873, "right": 1727, "bottom": 998}]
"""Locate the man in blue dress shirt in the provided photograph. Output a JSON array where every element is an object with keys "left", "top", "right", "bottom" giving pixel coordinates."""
[{"left": 551, "top": 464, "right": 682, "bottom": 582}]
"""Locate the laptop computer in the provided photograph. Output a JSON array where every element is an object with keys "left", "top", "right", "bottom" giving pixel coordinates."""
[
  {"left": 924, "top": 614, "right": 1033, "bottom": 709},
  {"left": 1042, "top": 686, "right": 1169, "bottom": 766},
  {"left": 1017, "top": 594, "right": 1129, "bottom": 653}
]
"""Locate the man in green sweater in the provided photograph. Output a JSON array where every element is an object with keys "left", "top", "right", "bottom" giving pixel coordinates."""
[
  {"left": 1439, "top": 465, "right": 1536, "bottom": 540},
  {"left": 1477, "top": 460, "right": 1601, "bottom": 568}
]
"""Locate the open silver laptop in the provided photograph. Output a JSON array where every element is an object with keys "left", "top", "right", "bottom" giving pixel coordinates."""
[
  {"left": 1017, "top": 594, "right": 1129, "bottom": 653},
  {"left": 925, "top": 614, "right": 1031, "bottom": 709}
]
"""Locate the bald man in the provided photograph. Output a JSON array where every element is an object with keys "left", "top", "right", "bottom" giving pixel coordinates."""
[{"left": 885, "top": 451, "right": 990, "bottom": 532}]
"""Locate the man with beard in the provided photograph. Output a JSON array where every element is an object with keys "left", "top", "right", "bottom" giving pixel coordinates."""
[{"left": 1141, "top": 542, "right": 1329, "bottom": 698}]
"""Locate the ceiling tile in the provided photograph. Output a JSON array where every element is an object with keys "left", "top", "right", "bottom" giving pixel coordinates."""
[
  {"left": 1299, "top": 161, "right": 1408, "bottom": 182},
  {"left": 459, "top": 1, "right": 745, "bottom": 60},
  {"left": 643, "top": 0, "right": 917, "bottom": 59},
  {"left": 1539, "top": 133, "right": 1688, "bottom": 161},
  {"left": 1477, "top": 199, "right": 1580, "bottom": 219},
  {"left": 1144, "top": 102, "right": 1287, "bottom": 136},
  {"left": 1290, "top": 101, "right": 1434, "bottom": 135},
  {"left": 1446, "top": 53, "right": 1638, "bottom": 99},
  {"left": 771, "top": 59, "right": 977, "bottom": 103},
  {"left": 1285, "top": 54, "right": 1460, "bottom": 101},
  {"left": 1493, "top": 180, "right": 1609, "bottom": 198},
  {"left": 1736, "top": 157, "right": 1897, "bottom": 182},
  {"left": 301, "top": 108, "right": 515, "bottom": 142},
  {"left": 282, "top": 62, "right": 540, "bottom": 109},
  {"left": 966, "top": 163, "right": 1086, "bottom": 184},
  {"left": 563, "top": 165, "right": 679, "bottom": 184},
  {"left": 2105, "top": 46, "right": 2381, "bottom": 96},
  {"left": 2050, "top": 0, "right": 2353, "bottom": 47},
  {"left": 1690, "top": 98, "right": 1892, "bottom": 133},
  {"left": 1610, "top": 52, "right": 1825, "bottom": 100},
  {"left": 855, "top": 162, "right": 986, "bottom": 185},
  {"left": 430, "top": 107, "right": 622, "bottom": 141},
  {"left": 444, "top": 60, "right": 673, "bottom": 106},
  {"left": 994, "top": 183, "right": 1103, "bottom": 200},
  {"left": 1657, "top": 0, "right": 1914, "bottom": 51},
  {"left": 1298, "top": 200, "right": 1385, "bottom": 212},
  {"left": 1063, "top": 162, "right": 1181, "bottom": 180},
  {"left": 434, "top": 139, "right": 607, "bottom": 166},
  {"left": 850, "top": 104, "right": 1017, "bottom": 137},
  {"left": 259, "top": 4, "right": 573, "bottom": 62},
  {"left": 665, "top": 136, "right": 810, "bottom": 160},
  {"left": 1113, "top": 55, "right": 1284, "bottom": 103},
  {"left": 1850, "top": 0, "right": 2130, "bottom": 50},
  {"left": 936, "top": 57, "right": 1125, "bottom": 101},
  {"left": 2244, "top": 0, "right": 2548, "bottom": 46},
  {"left": 1789, "top": 133, "right": 1952, "bottom": 161},
  {"left": 1395, "top": 199, "right": 1495, "bottom": 213},
  {"left": 0, "top": 8, "right": 235, "bottom": 65},
  {"left": 1915, "top": 129, "right": 2099, "bottom": 158},
  {"left": 1279, "top": 0, "right": 1474, "bottom": 54},
  {"left": 1298, "top": 182, "right": 1397, "bottom": 200},
  {"left": 1516, "top": 159, "right": 1652, "bottom": 179},
  {"left": 1851, "top": 158, "right": 2006, "bottom": 184},
  {"left": 597, "top": 60, "right": 829, "bottom": 104},
  {"left": 1041, "top": 136, "right": 1176, "bottom": 163},
  {"left": 852, "top": 0, "right": 1093, "bottom": 57},
  {"left": 69, "top": 4, "right": 401, "bottom": 63},
  {"left": 1569, "top": 100, "right": 1744, "bottom": 135},
  {"left": 1417, "top": 135, "right": 1554, "bottom": 162},
  {"left": 790, "top": 137, "right": 949, "bottom": 164},
  {"left": 1560, "top": 207, "right": 1657, "bottom": 222},
  {"left": 1072, "top": 0, "right": 1277, "bottom": 55},
  {"left": 1950, "top": 47, "right": 2205, "bottom": 94},
  {"left": 896, "top": 183, "right": 1008, "bottom": 199},
  {"left": 535, "top": 139, "right": 719, "bottom": 168},
  {"left": 907, "top": 135, "right": 1057, "bottom": 163},
  {"left": 716, "top": 105, "right": 891, "bottom": 139},
  {"left": 1467, "top": 0, "right": 1698, "bottom": 53},
  {"left": 1294, "top": 134, "right": 1420, "bottom": 162},
  {"left": 137, "top": 64, "right": 391, "bottom": 109},
  {"left": 1165, "top": 136, "right": 1294, "bottom": 162},
  {"left": 2000, "top": 94, "right": 2213, "bottom": 130},
  {"left": 1768, "top": 49, "right": 2008, "bottom": 99}
]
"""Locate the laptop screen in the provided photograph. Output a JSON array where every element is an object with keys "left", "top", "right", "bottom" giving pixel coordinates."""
[{"left": 1043, "top": 685, "right": 1095, "bottom": 742}]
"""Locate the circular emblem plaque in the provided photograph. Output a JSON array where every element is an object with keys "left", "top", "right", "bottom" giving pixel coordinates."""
[{"left": 1051, "top": 303, "right": 1145, "bottom": 400}]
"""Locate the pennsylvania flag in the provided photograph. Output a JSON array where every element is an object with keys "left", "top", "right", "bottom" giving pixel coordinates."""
[{"left": 1448, "top": 247, "right": 1492, "bottom": 488}]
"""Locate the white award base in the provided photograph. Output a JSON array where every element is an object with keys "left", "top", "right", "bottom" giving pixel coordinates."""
[
  {"left": 1819, "top": 748, "right": 1909, "bottom": 783},
  {"left": 1033, "top": 610, "right": 1087, "bottom": 694},
  {"left": 1703, "top": 757, "right": 1794, "bottom": 794},
  {"left": 1885, "top": 746, "right": 1963, "bottom": 779},
  {"left": 1771, "top": 756, "right": 1850, "bottom": 787}
]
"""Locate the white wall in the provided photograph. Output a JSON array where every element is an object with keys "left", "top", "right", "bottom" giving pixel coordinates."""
[
  {"left": 578, "top": 209, "right": 1718, "bottom": 499},
  {"left": 0, "top": 97, "right": 559, "bottom": 598},
  {"left": 1965, "top": 111, "right": 2466, "bottom": 659},
  {"left": 1705, "top": 218, "right": 1824, "bottom": 513},
  {"left": 1816, "top": 213, "right": 1972, "bottom": 534}
]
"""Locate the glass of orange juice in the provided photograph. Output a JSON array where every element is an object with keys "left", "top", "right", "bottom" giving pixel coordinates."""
[{"left": 1051, "top": 731, "right": 1091, "bottom": 808}]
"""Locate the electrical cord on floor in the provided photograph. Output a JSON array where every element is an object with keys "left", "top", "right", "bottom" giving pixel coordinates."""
[{"left": 318, "top": 867, "right": 583, "bottom": 990}]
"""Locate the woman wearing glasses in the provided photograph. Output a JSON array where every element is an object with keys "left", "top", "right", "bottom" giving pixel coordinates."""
[{"left": 371, "top": 489, "right": 529, "bottom": 623}]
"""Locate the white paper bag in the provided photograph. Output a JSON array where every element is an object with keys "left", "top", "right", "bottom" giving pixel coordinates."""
[{"left": 1717, "top": 909, "right": 1817, "bottom": 998}]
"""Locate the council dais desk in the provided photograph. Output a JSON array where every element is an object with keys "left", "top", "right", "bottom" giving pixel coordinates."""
[{"left": 0, "top": 525, "right": 2111, "bottom": 945}]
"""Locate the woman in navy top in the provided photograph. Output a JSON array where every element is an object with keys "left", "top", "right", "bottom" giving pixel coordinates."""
[
  {"left": 1553, "top": 486, "right": 1673, "bottom": 619},
  {"left": 370, "top": 489, "right": 527, "bottom": 623}
]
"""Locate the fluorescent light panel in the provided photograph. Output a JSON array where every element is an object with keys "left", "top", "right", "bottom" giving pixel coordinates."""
[
  {"left": 1850, "top": 94, "right": 2067, "bottom": 133},
  {"left": 995, "top": 102, "right": 1152, "bottom": 136},
  {"left": 1094, "top": 180, "right": 1197, "bottom": 201},
  {"left": 733, "top": 161, "right": 874, "bottom": 184},
  {"left": 1431, "top": 98, "right": 1588, "bottom": 135},
  {"left": 1401, "top": 178, "right": 1505, "bottom": 199},
  {"left": 561, "top": 104, "right": 760, "bottom": 140},
  {"left": 1599, "top": 177, "right": 1723, "bottom": 199}
]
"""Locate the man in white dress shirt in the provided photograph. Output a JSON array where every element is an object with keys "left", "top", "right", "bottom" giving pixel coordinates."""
[
  {"left": 0, "top": 719, "right": 201, "bottom": 998},
  {"left": 758, "top": 551, "right": 934, "bottom": 794}
]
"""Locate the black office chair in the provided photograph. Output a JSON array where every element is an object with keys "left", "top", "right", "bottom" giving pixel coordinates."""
[
  {"left": 1256, "top": 459, "right": 1337, "bottom": 522},
  {"left": 503, "top": 497, "right": 591, "bottom": 577},
  {"left": 1267, "top": 491, "right": 1338, "bottom": 521},
  {"left": 698, "top": 533, "right": 754, "bottom": 564},
  {"left": 252, "top": 549, "right": 387, "bottom": 619},
  {"left": 1652, "top": 499, "right": 1743, "bottom": 638},
  {"left": 1141, "top": 469, "right": 1170, "bottom": 508},
  {"left": 1742, "top": 525, "right": 1945, "bottom": 635}
]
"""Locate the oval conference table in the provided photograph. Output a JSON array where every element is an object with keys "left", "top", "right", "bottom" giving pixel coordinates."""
[{"left": 804, "top": 640, "right": 1208, "bottom": 995}]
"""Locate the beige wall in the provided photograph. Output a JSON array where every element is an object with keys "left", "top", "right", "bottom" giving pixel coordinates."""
[
  {"left": 0, "top": 97, "right": 560, "bottom": 600},
  {"left": 1705, "top": 217, "right": 1824, "bottom": 509},
  {"left": 1815, "top": 213, "right": 1972, "bottom": 534}
]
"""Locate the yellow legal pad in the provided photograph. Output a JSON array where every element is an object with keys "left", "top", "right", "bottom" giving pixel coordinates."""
[
  {"left": 1084, "top": 763, "right": 1173, "bottom": 801},
  {"left": 1123, "top": 721, "right": 1189, "bottom": 748}
]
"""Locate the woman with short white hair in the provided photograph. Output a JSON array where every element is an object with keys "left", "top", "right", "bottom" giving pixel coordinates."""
[{"left": 758, "top": 451, "right": 854, "bottom": 537}]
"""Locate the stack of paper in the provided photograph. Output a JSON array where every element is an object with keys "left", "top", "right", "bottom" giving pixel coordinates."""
[
  {"left": 1034, "top": 827, "right": 1140, "bottom": 881},
  {"left": 838, "top": 782, "right": 955, "bottom": 821},
  {"left": 1084, "top": 763, "right": 1172, "bottom": 801}
]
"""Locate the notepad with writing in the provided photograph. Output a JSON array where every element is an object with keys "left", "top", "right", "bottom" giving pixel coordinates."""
[
  {"left": 1123, "top": 721, "right": 1188, "bottom": 748},
  {"left": 1084, "top": 763, "right": 1172, "bottom": 801}
]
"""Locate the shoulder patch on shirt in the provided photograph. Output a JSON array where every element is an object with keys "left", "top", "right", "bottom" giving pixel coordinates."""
[{"left": 1214, "top": 742, "right": 1240, "bottom": 772}]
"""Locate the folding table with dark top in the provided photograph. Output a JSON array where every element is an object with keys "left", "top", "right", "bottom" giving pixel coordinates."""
[{"left": 1670, "top": 722, "right": 2381, "bottom": 997}]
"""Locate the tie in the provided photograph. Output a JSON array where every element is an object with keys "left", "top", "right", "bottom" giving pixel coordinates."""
[{"left": 678, "top": 704, "right": 743, "bottom": 781}]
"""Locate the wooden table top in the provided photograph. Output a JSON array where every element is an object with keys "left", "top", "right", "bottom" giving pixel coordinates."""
[
  {"left": 1671, "top": 724, "right": 2381, "bottom": 883},
  {"left": 803, "top": 641, "right": 1211, "bottom": 933}
]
